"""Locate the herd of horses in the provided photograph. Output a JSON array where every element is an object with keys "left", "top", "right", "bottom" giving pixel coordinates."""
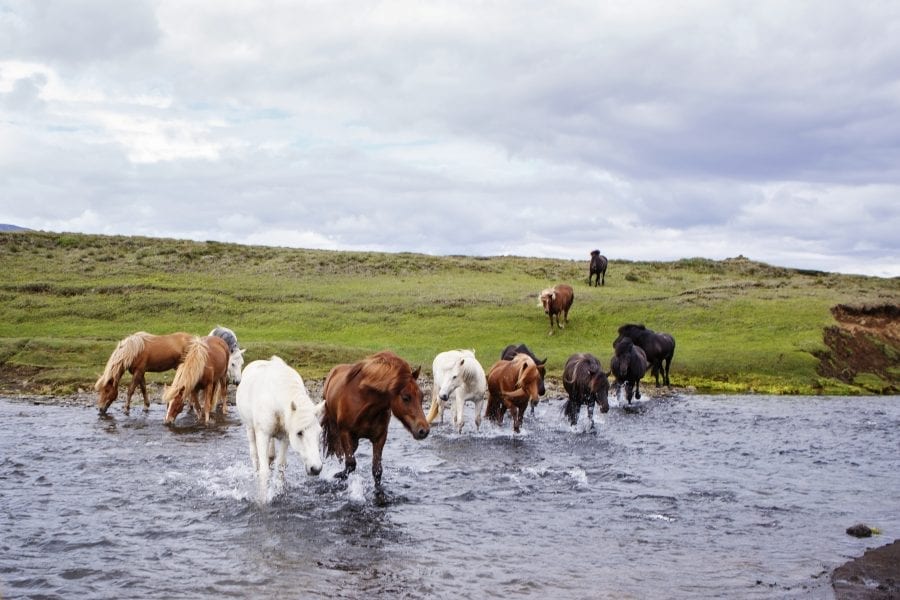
[{"left": 92, "top": 251, "right": 676, "bottom": 503}]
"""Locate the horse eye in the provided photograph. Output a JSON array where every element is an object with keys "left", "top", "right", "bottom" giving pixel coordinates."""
[{"left": 297, "top": 430, "right": 304, "bottom": 438}]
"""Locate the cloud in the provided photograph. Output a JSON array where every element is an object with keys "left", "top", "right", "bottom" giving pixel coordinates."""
[{"left": 0, "top": 1, "right": 898, "bottom": 277}]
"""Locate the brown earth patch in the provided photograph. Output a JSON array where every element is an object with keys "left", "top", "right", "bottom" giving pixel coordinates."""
[
  {"left": 832, "top": 539, "right": 900, "bottom": 599},
  {"left": 816, "top": 304, "right": 900, "bottom": 393}
]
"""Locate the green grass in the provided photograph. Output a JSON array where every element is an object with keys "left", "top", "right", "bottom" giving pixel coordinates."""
[{"left": 1, "top": 231, "right": 898, "bottom": 395}]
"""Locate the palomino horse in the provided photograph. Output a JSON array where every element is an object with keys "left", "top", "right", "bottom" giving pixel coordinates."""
[
  {"left": 500, "top": 343, "right": 547, "bottom": 414},
  {"left": 236, "top": 356, "right": 324, "bottom": 504},
  {"left": 95, "top": 331, "right": 194, "bottom": 415},
  {"left": 322, "top": 350, "right": 429, "bottom": 489},
  {"left": 163, "top": 336, "right": 230, "bottom": 425},
  {"left": 427, "top": 349, "right": 487, "bottom": 434},
  {"left": 209, "top": 325, "right": 246, "bottom": 414},
  {"left": 562, "top": 353, "right": 610, "bottom": 430},
  {"left": 610, "top": 337, "right": 648, "bottom": 405},
  {"left": 485, "top": 354, "right": 541, "bottom": 434},
  {"left": 589, "top": 250, "right": 608, "bottom": 286},
  {"left": 614, "top": 323, "right": 676, "bottom": 387},
  {"left": 539, "top": 283, "right": 574, "bottom": 335}
]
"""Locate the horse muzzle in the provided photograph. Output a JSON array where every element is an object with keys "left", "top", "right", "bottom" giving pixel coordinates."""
[{"left": 413, "top": 425, "right": 430, "bottom": 440}]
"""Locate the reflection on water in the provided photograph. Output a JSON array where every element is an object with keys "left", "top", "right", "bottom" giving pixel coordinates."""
[{"left": 1, "top": 394, "right": 898, "bottom": 599}]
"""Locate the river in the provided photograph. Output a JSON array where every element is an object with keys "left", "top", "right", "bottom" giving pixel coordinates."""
[{"left": 1, "top": 393, "right": 898, "bottom": 599}]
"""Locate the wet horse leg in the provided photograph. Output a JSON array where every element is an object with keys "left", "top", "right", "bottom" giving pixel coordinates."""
[
  {"left": 275, "top": 438, "right": 289, "bottom": 493},
  {"left": 452, "top": 393, "right": 465, "bottom": 434},
  {"left": 586, "top": 401, "right": 595, "bottom": 430},
  {"left": 473, "top": 397, "right": 484, "bottom": 430},
  {"left": 334, "top": 432, "right": 358, "bottom": 480},
  {"left": 125, "top": 369, "right": 143, "bottom": 413},
  {"left": 252, "top": 431, "right": 272, "bottom": 503},
  {"left": 371, "top": 434, "right": 387, "bottom": 489}
]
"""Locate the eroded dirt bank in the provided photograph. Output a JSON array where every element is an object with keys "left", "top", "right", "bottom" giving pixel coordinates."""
[{"left": 817, "top": 304, "right": 900, "bottom": 393}]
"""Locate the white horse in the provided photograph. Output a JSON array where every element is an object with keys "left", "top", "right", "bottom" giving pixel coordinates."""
[
  {"left": 236, "top": 356, "right": 324, "bottom": 503},
  {"left": 209, "top": 326, "right": 246, "bottom": 413},
  {"left": 426, "top": 349, "right": 487, "bottom": 434}
]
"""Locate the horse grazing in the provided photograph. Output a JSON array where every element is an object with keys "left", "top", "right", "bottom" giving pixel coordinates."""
[
  {"left": 95, "top": 331, "right": 195, "bottom": 415},
  {"left": 322, "top": 350, "right": 429, "bottom": 489},
  {"left": 562, "top": 353, "right": 610, "bottom": 430},
  {"left": 427, "top": 349, "right": 488, "bottom": 434},
  {"left": 163, "top": 336, "right": 230, "bottom": 425},
  {"left": 539, "top": 283, "right": 574, "bottom": 335},
  {"left": 610, "top": 337, "right": 648, "bottom": 405},
  {"left": 485, "top": 354, "right": 542, "bottom": 433},
  {"left": 614, "top": 323, "right": 676, "bottom": 387},
  {"left": 589, "top": 250, "right": 608, "bottom": 286},
  {"left": 236, "top": 356, "right": 324, "bottom": 504},
  {"left": 209, "top": 325, "right": 246, "bottom": 413}
]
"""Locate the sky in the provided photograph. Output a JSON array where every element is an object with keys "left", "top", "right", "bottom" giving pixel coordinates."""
[{"left": 1, "top": 1, "right": 899, "bottom": 277}]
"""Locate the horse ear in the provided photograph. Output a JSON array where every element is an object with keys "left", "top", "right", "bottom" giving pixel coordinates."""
[
  {"left": 314, "top": 401, "right": 326, "bottom": 421},
  {"left": 538, "top": 357, "right": 547, "bottom": 365},
  {"left": 458, "top": 357, "right": 466, "bottom": 367},
  {"left": 239, "top": 348, "right": 247, "bottom": 356},
  {"left": 411, "top": 366, "right": 421, "bottom": 380}
]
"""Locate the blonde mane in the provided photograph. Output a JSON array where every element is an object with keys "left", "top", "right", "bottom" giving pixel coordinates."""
[{"left": 94, "top": 332, "right": 152, "bottom": 390}]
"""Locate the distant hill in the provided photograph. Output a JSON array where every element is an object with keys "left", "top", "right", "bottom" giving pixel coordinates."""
[{"left": 0, "top": 224, "right": 30, "bottom": 232}]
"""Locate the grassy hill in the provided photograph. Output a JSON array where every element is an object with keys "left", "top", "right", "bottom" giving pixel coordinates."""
[{"left": 1, "top": 230, "right": 897, "bottom": 397}]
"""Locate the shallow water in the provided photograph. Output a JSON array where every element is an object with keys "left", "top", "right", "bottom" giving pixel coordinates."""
[{"left": 1, "top": 394, "right": 898, "bottom": 599}]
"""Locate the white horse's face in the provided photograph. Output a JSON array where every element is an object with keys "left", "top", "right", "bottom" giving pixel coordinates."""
[
  {"left": 227, "top": 348, "right": 246, "bottom": 384},
  {"left": 438, "top": 369, "right": 462, "bottom": 401},
  {"left": 288, "top": 403, "right": 324, "bottom": 476}
]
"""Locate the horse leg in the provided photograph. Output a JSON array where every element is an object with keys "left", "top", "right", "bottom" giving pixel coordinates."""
[
  {"left": 663, "top": 357, "right": 671, "bottom": 386},
  {"left": 511, "top": 403, "right": 523, "bottom": 433},
  {"left": 635, "top": 379, "right": 642, "bottom": 400},
  {"left": 275, "top": 438, "right": 289, "bottom": 492},
  {"left": 371, "top": 435, "right": 387, "bottom": 489},
  {"left": 125, "top": 371, "right": 140, "bottom": 413},
  {"left": 474, "top": 398, "right": 483, "bottom": 430},
  {"left": 253, "top": 433, "right": 272, "bottom": 503},
  {"left": 586, "top": 401, "right": 595, "bottom": 430},
  {"left": 601, "top": 269, "right": 605, "bottom": 286},
  {"left": 452, "top": 394, "right": 465, "bottom": 434},
  {"left": 334, "top": 433, "right": 358, "bottom": 480}
]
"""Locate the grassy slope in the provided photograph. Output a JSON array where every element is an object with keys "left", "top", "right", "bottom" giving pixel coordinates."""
[{"left": 1, "top": 231, "right": 897, "bottom": 395}]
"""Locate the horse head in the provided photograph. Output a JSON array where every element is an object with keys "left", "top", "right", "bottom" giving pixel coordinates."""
[
  {"left": 390, "top": 365, "right": 429, "bottom": 440},
  {"left": 163, "top": 384, "right": 186, "bottom": 424},
  {"left": 513, "top": 355, "right": 541, "bottom": 403},
  {"left": 437, "top": 357, "right": 467, "bottom": 401},
  {"left": 95, "top": 377, "right": 119, "bottom": 415},
  {"left": 286, "top": 399, "right": 324, "bottom": 476},
  {"left": 539, "top": 288, "right": 556, "bottom": 314},
  {"left": 227, "top": 348, "right": 246, "bottom": 385},
  {"left": 589, "top": 367, "right": 611, "bottom": 413}
]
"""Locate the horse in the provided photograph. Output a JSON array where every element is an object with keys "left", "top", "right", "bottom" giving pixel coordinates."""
[
  {"left": 613, "top": 323, "right": 676, "bottom": 386},
  {"left": 236, "top": 356, "right": 325, "bottom": 504},
  {"left": 589, "top": 250, "right": 608, "bottom": 286},
  {"left": 209, "top": 325, "right": 246, "bottom": 414},
  {"left": 163, "top": 336, "right": 230, "bottom": 425},
  {"left": 610, "top": 337, "right": 648, "bottom": 405},
  {"left": 485, "top": 354, "right": 542, "bottom": 434},
  {"left": 500, "top": 343, "right": 547, "bottom": 414},
  {"left": 321, "top": 350, "right": 429, "bottom": 489},
  {"left": 539, "top": 283, "right": 574, "bottom": 335},
  {"left": 94, "top": 331, "right": 195, "bottom": 415},
  {"left": 562, "top": 353, "right": 610, "bottom": 430},
  {"left": 426, "top": 349, "right": 487, "bottom": 434}
]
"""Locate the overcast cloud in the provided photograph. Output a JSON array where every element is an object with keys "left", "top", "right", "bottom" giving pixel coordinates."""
[{"left": 2, "top": 0, "right": 899, "bottom": 276}]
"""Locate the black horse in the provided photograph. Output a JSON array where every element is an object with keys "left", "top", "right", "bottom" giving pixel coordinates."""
[
  {"left": 500, "top": 344, "right": 547, "bottom": 414},
  {"left": 610, "top": 337, "right": 648, "bottom": 404},
  {"left": 562, "top": 353, "right": 609, "bottom": 430},
  {"left": 589, "top": 250, "right": 608, "bottom": 286},
  {"left": 613, "top": 323, "right": 675, "bottom": 387}
]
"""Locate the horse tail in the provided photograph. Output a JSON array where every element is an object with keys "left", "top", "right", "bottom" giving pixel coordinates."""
[
  {"left": 164, "top": 337, "right": 207, "bottom": 402},
  {"left": 94, "top": 332, "right": 150, "bottom": 391}
]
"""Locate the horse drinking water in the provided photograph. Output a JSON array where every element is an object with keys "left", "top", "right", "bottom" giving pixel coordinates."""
[
  {"left": 562, "top": 353, "right": 610, "bottom": 430},
  {"left": 95, "top": 331, "right": 195, "bottom": 415},
  {"left": 209, "top": 325, "right": 246, "bottom": 414},
  {"left": 485, "top": 354, "right": 542, "bottom": 434},
  {"left": 321, "top": 351, "right": 429, "bottom": 490},
  {"left": 163, "top": 336, "right": 230, "bottom": 425},
  {"left": 236, "top": 356, "right": 324, "bottom": 504},
  {"left": 427, "top": 349, "right": 488, "bottom": 434}
]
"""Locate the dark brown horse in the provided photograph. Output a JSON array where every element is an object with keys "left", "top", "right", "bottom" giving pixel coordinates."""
[
  {"left": 485, "top": 354, "right": 541, "bottom": 433},
  {"left": 614, "top": 323, "right": 676, "bottom": 387},
  {"left": 539, "top": 283, "right": 574, "bottom": 335},
  {"left": 589, "top": 250, "right": 608, "bottom": 286},
  {"left": 610, "top": 337, "right": 648, "bottom": 405},
  {"left": 322, "top": 350, "right": 429, "bottom": 489},
  {"left": 95, "top": 331, "right": 195, "bottom": 414},
  {"left": 562, "top": 353, "right": 610, "bottom": 430},
  {"left": 163, "top": 336, "right": 230, "bottom": 425}
]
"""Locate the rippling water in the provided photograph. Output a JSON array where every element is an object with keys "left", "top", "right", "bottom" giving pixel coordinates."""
[{"left": 1, "top": 394, "right": 898, "bottom": 599}]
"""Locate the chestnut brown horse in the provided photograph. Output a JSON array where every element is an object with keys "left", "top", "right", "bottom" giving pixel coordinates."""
[
  {"left": 322, "top": 350, "right": 429, "bottom": 489},
  {"left": 95, "top": 331, "right": 195, "bottom": 415},
  {"left": 163, "top": 336, "right": 230, "bottom": 425},
  {"left": 485, "top": 354, "right": 541, "bottom": 433},
  {"left": 539, "top": 283, "right": 574, "bottom": 335}
]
